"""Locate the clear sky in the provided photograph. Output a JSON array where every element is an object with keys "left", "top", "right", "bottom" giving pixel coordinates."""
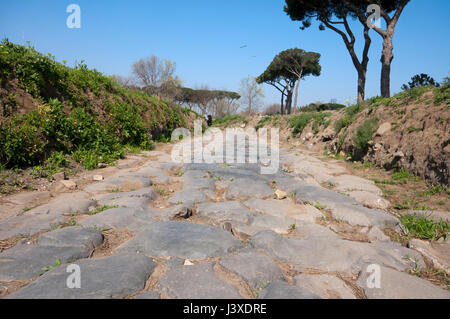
[{"left": 0, "top": 0, "right": 449, "bottom": 107}]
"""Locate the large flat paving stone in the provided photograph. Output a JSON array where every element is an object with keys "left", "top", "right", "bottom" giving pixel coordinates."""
[
  {"left": 168, "top": 189, "right": 207, "bottom": 205},
  {"left": 357, "top": 264, "right": 450, "bottom": 299},
  {"left": 294, "top": 184, "right": 398, "bottom": 227},
  {"left": 79, "top": 206, "right": 155, "bottom": 232},
  {"left": 257, "top": 281, "right": 320, "bottom": 299},
  {"left": 294, "top": 274, "right": 356, "bottom": 299},
  {"left": 219, "top": 249, "right": 284, "bottom": 289},
  {"left": 116, "top": 221, "right": 244, "bottom": 259},
  {"left": 0, "top": 192, "right": 96, "bottom": 239},
  {"left": 243, "top": 199, "right": 322, "bottom": 223},
  {"left": 249, "top": 230, "right": 424, "bottom": 275},
  {"left": 95, "top": 188, "right": 157, "bottom": 210},
  {"left": 7, "top": 253, "right": 156, "bottom": 299},
  {"left": 197, "top": 201, "right": 256, "bottom": 224},
  {"left": 0, "top": 227, "right": 103, "bottom": 280},
  {"left": 224, "top": 178, "right": 274, "bottom": 200},
  {"left": 327, "top": 175, "right": 383, "bottom": 196},
  {"left": 157, "top": 262, "right": 241, "bottom": 299}
]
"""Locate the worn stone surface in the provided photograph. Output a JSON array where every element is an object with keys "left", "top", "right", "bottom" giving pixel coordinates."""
[
  {"left": 95, "top": 188, "right": 157, "bottom": 210},
  {"left": 168, "top": 189, "right": 207, "bottom": 205},
  {"left": 117, "top": 221, "right": 243, "bottom": 259},
  {"left": 357, "top": 264, "right": 450, "bottom": 299},
  {"left": 133, "top": 291, "right": 161, "bottom": 299},
  {"left": 409, "top": 239, "right": 450, "bottom": 275},
  {"left": 79, "top": 206, "right": 155, "bottom": 232},
  {"left": 7, "top": 253, "right": 156, "bottom": 299},
  {"left": 294, "top": 274, "right": 356, "bottom": 299},
  {"left": 197, "top": 201, "right": 256, "bottom": 224},
  {"left": 250, "top": 230, "right": 423, "bottom": 275},
  {"left": 157, "top": 262, "right": 241, "bottom": 299},
  {"left": 243, "top": 199, "right": 321, "bottom": 223},
  {"left": 225, "top": 178, "right": 274, "bottom": 200},
  {"left": 0, "top": 226, "right": 103, "bottom": 280},
  {"left": 257, "top": 281, "right": 320, "bottom": 299},
  {"left": 294, "top": 184, "right": 398, "bottom": 227},
  {"left": 219, "top": 249, "right": 284, "bottom": 289}
]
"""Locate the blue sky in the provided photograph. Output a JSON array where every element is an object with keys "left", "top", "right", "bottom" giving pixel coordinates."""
[{"left": 0, "top": 0, "right": 449, "bottom": 107}]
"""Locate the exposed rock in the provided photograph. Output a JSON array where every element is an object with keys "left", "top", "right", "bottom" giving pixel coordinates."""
[
  {"left": 117, "top": 221, "right": 243, "bottom": 259},
  {"left": 376, "top": 122, "right": 391, "bottom": 136},
  {"left": 294, "top": 274, "right": 356, "bottom": 299},
  {"left": 258, "top": 281, "right": 320, "bottom": 299},
  {"left": 219, "top": 249, "right": 284, "bottom": 289},
  {"left": 357, "top": 264, "right": 450, "bottom": 299},
  {"left": 157, "top": 262, "right": 241, "bottom": 299},
  {"left": 7, "top": 253, "right": 156, "bottom": 299}
]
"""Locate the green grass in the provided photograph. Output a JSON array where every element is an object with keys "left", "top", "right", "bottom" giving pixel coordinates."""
[
  {"left": 87, "top": 205, "right": 119, "bottom": 216},
  {"left": 212, "top": 114, "right": 244, "bottom": 127},
  {"left": 289, "top": 112, "right": 331, "bottom": 136},
  {"left": 399, "top": 214, "right": 449, "bottom": 241}
]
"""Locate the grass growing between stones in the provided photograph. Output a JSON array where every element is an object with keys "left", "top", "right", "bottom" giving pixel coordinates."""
[
  {"left": 87, "top": 205, "right": 119, "bottom": 216},
  {"left": 399, "top": 214, "right": 449, "bottom": 242}
]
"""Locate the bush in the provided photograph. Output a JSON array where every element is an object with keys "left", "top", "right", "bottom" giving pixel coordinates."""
[
  {"left": 0, "top": 39, "right": 187, "bottom": 170},
  {"left": 353, "top": 117, "right": 378, "bottom": 156},
  {"left": 399, "top": 214, "right": 449, "bottom": 241},
  {"left": 289, "top": 112, "right": 330, "bottom": 136}
]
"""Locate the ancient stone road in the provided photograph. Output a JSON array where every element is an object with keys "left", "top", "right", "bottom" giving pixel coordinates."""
[{"left": 0, "top": 143, "right": 449, "bottom": 299}]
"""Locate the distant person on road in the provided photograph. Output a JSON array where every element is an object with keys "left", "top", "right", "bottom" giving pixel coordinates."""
[{"left": 207, "top": 115, "right": 213, "bottom": 127}]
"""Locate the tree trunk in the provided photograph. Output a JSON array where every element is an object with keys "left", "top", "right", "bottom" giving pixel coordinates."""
[
  {"left": 357, "top": 67, "right": 367, "bottom": 103},
  {"left": 286, "top": 92, "right": 293, "bottom": 115},
  {"left": 380, "top": 34, "right": 394, "bottom": 98},
  {"left": 293, "top": 71, "right": 302, "bottom": 111},
  {"left": 280, "top": 93, "right": 285, "bottom": 115}
]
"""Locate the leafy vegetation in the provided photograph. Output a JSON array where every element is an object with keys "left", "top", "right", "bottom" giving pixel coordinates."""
[
  {"left": 353, "top": 117, "right": 378, "bottom": 156},
  {"left": 289, "top": 112, "right": 330, "bottom": 136},
  {"left": 0, "top": 39, "right": 187, "bottom": 170},
  {"left": 399, "top": 214, "right": 449, "bottom": 242}
]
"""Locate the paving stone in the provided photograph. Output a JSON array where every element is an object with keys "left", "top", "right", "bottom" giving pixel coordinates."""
[
  {"left": 327, "top": 175, "right": 382, "bottom": 196},
  {"left": 409, "top": 239, "right": 450, "bottom": 275},
  {"left": 117, "top": 221, "right": 243, "bottom": 259},
  {"left": 243, "top": 199, "right": 321, "bottom": 223},
  {"left": 257, "top": 281, "right": 320, "bottom": 299},
  {"left": 197, "top": 201, "right": 256, "bottom": 224},
  {"left": 168, "top": 189, "right": 207, "bottom": 205},
  {"left": 294, "top": 184, "right": 398, "bottom": 227},
  {"left": 248, "top": 214, "right": 296, "bottom": 235},
  {"left": 347, "top": 191, "right": 391, "bottom": 210},
  {"left": 37, "top": 226, "right": 103, "bottom": 248},
  {"left": 79, "top": 207, "right": 155, "bottom": 232},
  {"left": 95, "top": 188, "right": 157, "bottom": 210},
  {"left": 0, "top": 226, "right": 103, "bottom": 280},
  {"left": 7, "top": 253, "right": 156, "bottom": 299},
  {"left": 225, "top": 178, "right": 274, "bottom": 200},
  {"left": 219, "top": 249, "right": 284, "bottom": 289},
  {"left": 357, "top": 264, "right": 450, "bottom": 299},
  {"left": 133, "top": 291, "right": 161, "bottom": 299},
  {"left": 249, "top": 230, "right": 424, "bottom": 275},
  {"left": 157, "top": 262, "right": 241, "bottom": 299},
  {"left": 294, "top": 274, "right": 356, "bottom": 299}
]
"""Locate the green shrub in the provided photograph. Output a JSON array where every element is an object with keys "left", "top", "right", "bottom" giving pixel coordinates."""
[
  {"left": 353, "top": 118, "right": 378, "bottom": 155},
  {"left": 289, "top": 112, "right": 330, "bottom": 136},
  {"left": 0, "top": 39, "right": 187, "bottom": 170}
]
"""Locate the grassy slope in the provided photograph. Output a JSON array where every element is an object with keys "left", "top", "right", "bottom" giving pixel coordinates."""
[{"left": 0, "top": 39, "right": 191, "bottom": 169}]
